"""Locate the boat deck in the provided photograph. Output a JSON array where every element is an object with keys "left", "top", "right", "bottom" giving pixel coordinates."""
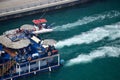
[{"left": 0, "top": 54, "right": 60, "bottom": 80}]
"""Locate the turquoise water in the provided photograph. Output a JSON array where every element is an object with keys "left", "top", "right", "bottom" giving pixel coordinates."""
[{"left": 0, "top": 0, "right": 120, "bottom": 80}]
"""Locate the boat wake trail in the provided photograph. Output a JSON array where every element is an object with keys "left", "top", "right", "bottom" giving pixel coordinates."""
[
  {"left": 55, "top": 22, "right": 120, "bottom": 48},
  {"left": 53, "top": 10, "right": 120, "bottom": 31},
  {"left": 66, "top": 46, "right": 120, "bottom": 66}
]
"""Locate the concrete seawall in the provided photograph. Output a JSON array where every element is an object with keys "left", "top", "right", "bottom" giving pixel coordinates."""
[{"left": 0, "top": 0, "right": 91, "bottom": 21}]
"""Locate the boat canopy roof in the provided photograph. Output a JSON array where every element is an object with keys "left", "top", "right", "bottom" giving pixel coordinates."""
[
  {"left": 32, "top": 18, "right": 47, "bottom": 25},
  {"left": 20, "top": 24, "right": 34, "bottom": 30},
  {"left": 0, "top": 35, "right": 30, "bottom": 49},
  {"left": 41, "top": 39, "right": 57, "bottom": 46}
]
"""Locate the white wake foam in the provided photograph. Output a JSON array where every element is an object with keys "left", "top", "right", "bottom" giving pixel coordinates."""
[
  {"left": 55, "top": 22, "right": 120, "bottom": 48},
  {"left": 54, "top": 10, "right": 120, "bottom": 31},
  {"left": 66, "top": 46, "right": 120, "bottom": 66}
]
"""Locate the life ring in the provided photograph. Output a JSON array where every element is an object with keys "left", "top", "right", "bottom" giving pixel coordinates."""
[{"left": 27, "top": 56, "right": 32, "bottom": 61}]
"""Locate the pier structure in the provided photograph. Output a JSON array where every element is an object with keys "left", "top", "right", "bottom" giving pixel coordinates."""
[{"left": 0, "top": 0, "right": 91, "bottom": 20}]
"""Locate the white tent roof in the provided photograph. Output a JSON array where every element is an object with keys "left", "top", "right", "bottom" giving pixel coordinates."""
[
  {"left": 41, "top": 39, "right": 57, "bottom": 46},
  {"left": 0, "top": 35, "right": 30, "bottom": 49},
  {"left": 20, "top": 24, "right": 34, "bottom": 30}
]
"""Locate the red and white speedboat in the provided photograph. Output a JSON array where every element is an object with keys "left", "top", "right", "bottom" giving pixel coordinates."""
[
  {"left": 32, "top": 18, "right": 53, "bottom": 34},
  {"left": 20, "top": 18, "right": 53, "bottom": 34}
]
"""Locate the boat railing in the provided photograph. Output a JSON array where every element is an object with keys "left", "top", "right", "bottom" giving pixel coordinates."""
[
  {"left": 0, "top": 60, "right": 16, "bottom": 77},
  {"left": 0, "top": 54, "right": 60, "bottom": 80}
]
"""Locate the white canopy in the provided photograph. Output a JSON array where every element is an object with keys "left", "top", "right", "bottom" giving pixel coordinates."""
[
  {"left": 41, "top": 39, "right": 57, "bottom": 46},
  {"left": 20, "top": 24, "right": 34, "bottom": 30},
  {"left": 0, "top": 35, "right": 30, "bottom": 49}
]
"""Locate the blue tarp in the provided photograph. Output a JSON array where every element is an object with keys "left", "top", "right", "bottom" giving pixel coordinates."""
[{"left": 0, "top": 44, "right": 2, "bottom": 50}]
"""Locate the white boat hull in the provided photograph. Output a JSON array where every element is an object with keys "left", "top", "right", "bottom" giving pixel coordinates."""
[{"left": 32, "top": 28, "right": 53, "bottom": 34}]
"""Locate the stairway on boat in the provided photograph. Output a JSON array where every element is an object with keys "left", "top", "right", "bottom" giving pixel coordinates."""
[{"left": 0, "top": 60, "right": 16, "bottom": 77}]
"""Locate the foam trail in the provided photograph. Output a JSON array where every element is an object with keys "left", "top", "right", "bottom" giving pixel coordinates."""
[
  {"left": 66, "top": 46, "right": 120, "bottom": 66},
  {"left": 54, "top": 10, "right": 120, "bottom": 31},
  {"left": 56, "top": 22, "right": 120, "bottom": 48}
]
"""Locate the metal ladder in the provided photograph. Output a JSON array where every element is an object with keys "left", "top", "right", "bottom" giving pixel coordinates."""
[{"left": 0, "top": 60, "right": 16, "bottom": 77}]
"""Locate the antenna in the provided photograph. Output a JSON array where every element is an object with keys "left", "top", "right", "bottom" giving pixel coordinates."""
[{"left": 40, "top": 11, "right": 46, "bottom": 19}]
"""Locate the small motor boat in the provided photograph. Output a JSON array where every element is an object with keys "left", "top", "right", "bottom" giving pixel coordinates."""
[
  {"left": 32, "top": 18, "right": 53, "bottom": 34},
  {"left": 20, "top": 18, "right": 53, "bottom": 34}
]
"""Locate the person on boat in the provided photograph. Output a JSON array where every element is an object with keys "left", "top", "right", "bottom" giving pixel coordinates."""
[
  {"left": 37, "top": 24, "right": 42, "bottom": 30},
  {"left": 16, "top": 28, "right": 23, "bottom": 33},
  {"left": 39, "top": 25, "right": 42, "bottom": 30}
]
